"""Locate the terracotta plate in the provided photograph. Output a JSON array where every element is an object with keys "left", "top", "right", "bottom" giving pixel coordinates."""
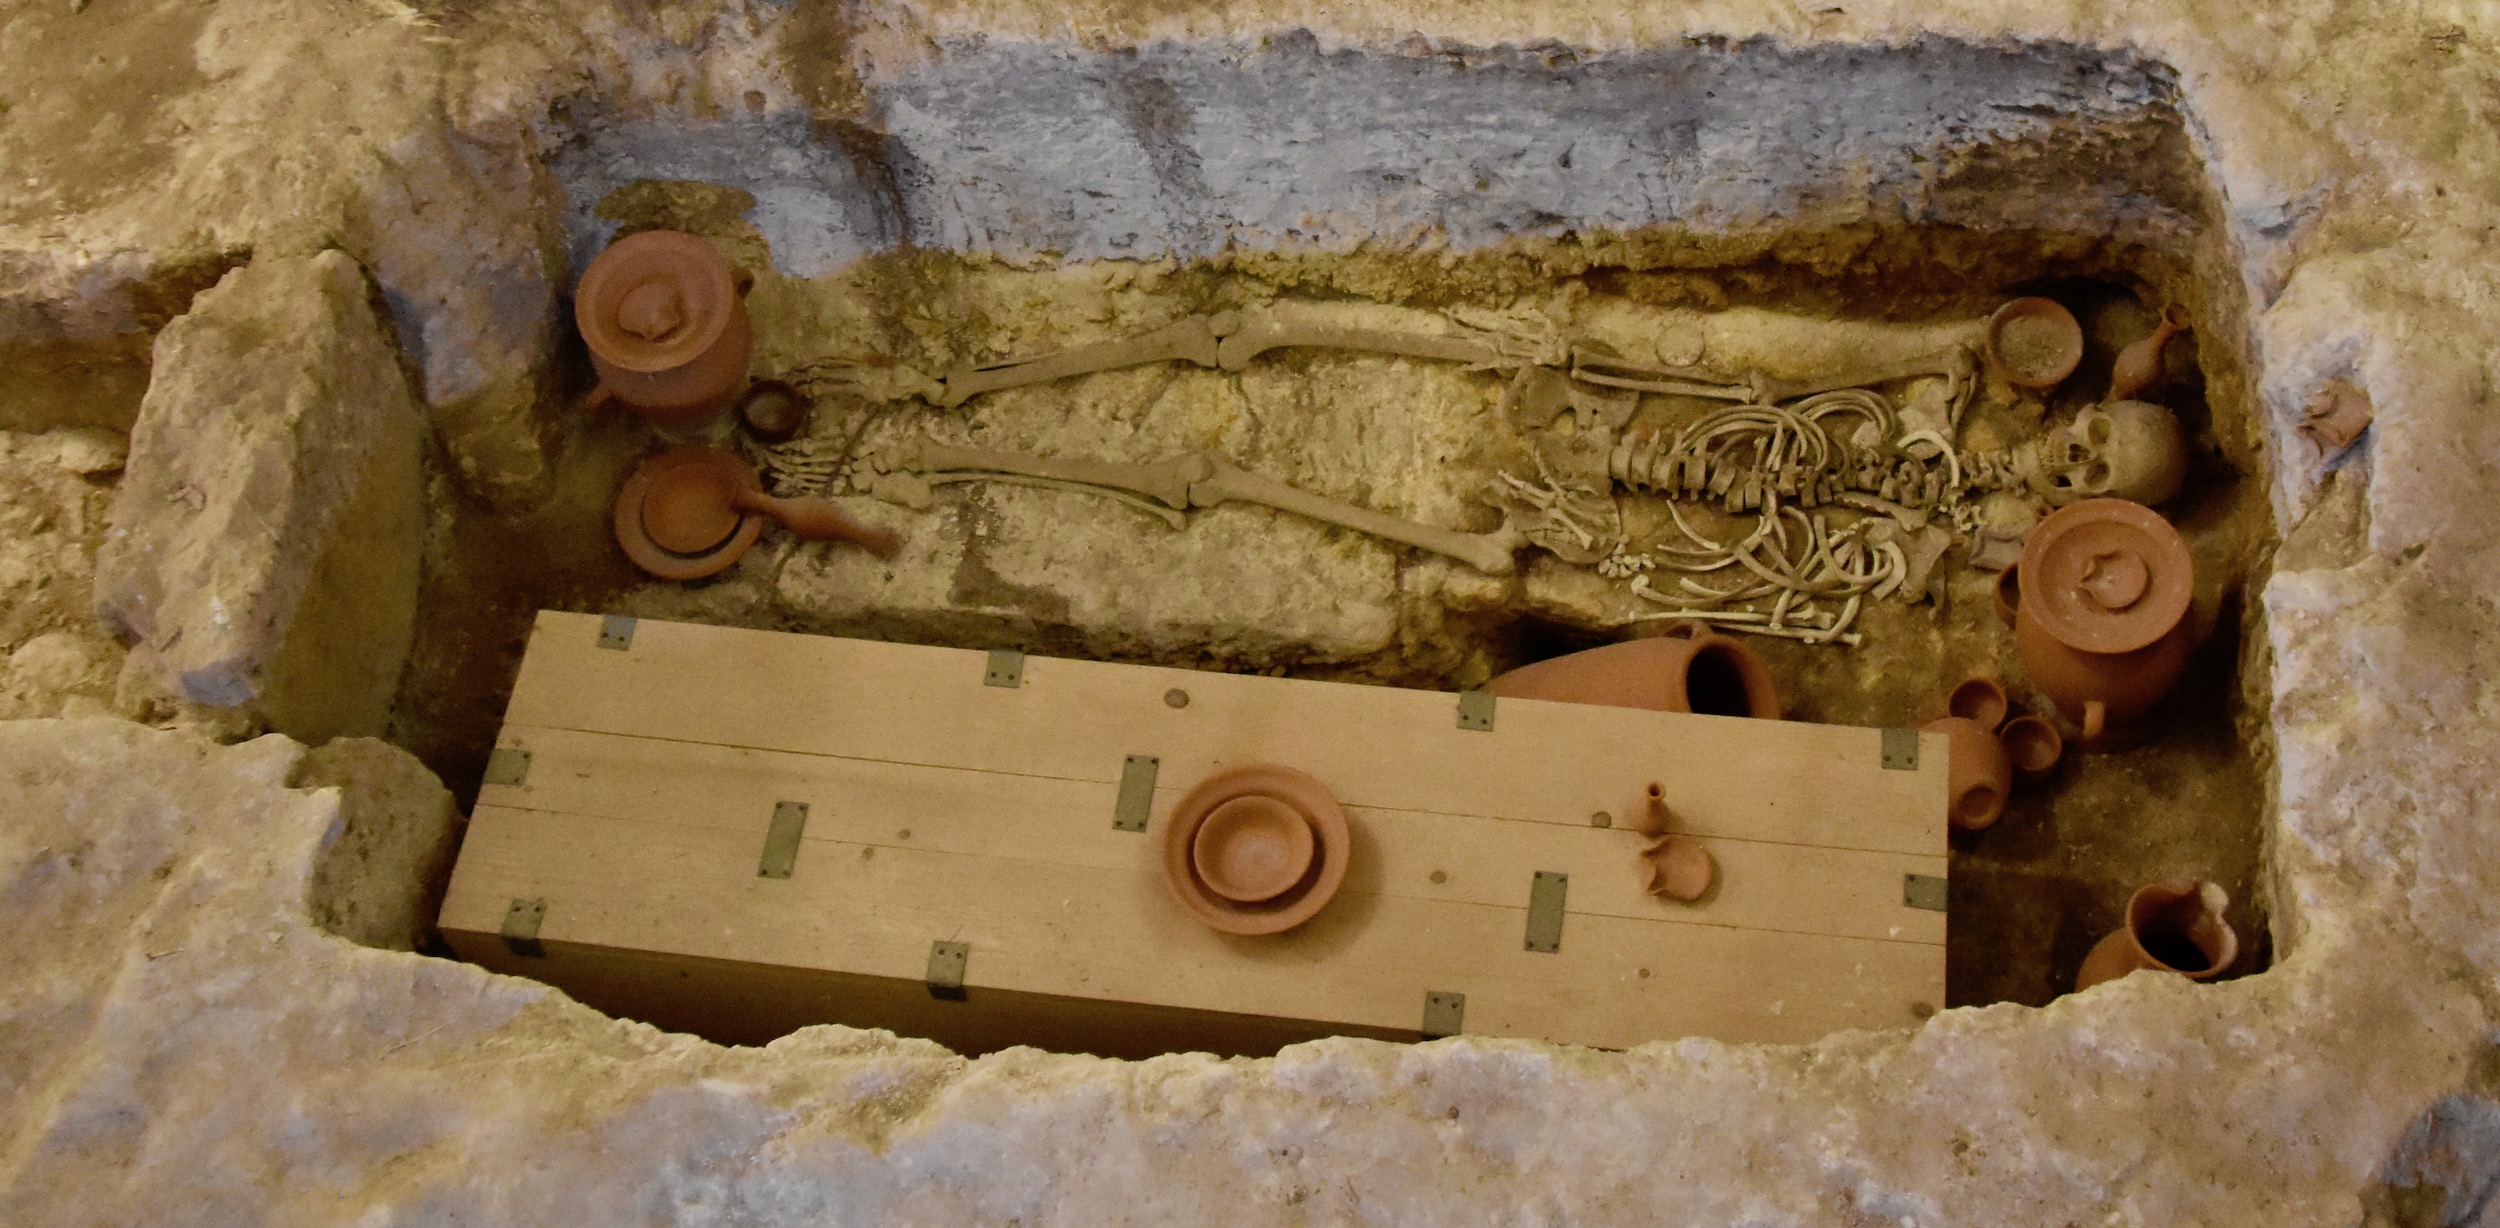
[
  {"left": 612, "top": 446, "right": 765, "bottom": 581},
  {"left": 1160, "top": 764, "right": 1350, "bottom": 936}
]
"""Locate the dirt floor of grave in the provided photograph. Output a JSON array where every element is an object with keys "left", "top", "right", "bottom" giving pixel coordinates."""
[{"left": 391, "top": 224, "right": 2274, "bottom": 1021}]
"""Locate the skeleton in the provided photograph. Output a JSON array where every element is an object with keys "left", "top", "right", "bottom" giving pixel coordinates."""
[{"left": 763, "top": 299, "right": 2171, "bottom": 648}]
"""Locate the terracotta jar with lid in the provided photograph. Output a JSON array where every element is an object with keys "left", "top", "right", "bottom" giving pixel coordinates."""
[
  {"left": 1485, "top": 621, "right": 1781, "bottom": 719},
  {"left": 2010, "top": 498, "right": 2196, "bottom": 744},
  {"left": 575, "top": 229, "right": 754, "bottom": 427}
]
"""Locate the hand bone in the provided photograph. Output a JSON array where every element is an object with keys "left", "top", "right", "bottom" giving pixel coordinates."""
[{"left": 939, "top": 314, "right": 1231, "bottom": 407}]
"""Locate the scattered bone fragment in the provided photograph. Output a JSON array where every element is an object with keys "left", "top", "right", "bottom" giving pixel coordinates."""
[
  {"left": 1215, "top": 312, "right": 1500, "bottom": 371},
  {"left": 939, "top": 314, "right": 1229, "bottom": 407},
  {"left": 1190, "top": 459, "right": 1524, "bottom": 574}
]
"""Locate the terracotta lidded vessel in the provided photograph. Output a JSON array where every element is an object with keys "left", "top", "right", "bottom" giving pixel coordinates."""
[
  {"left": 613, "top": 445, "right": 898, "bottom": 581},
  {"left": 2012, "top": 498, "right": 2196, "bottom": 744},
  {"left": 576, "top": 230, "right": 755, "bottom": 427},
  {"left": 1485, "top": 621, "right": 1781, "bottom": 719},
  {"left": 1161, "top": 763, "right": 1351, "bottom": 936},
  {"left": 2074, "top": 879, "right": 2239, "bottom": 991}
]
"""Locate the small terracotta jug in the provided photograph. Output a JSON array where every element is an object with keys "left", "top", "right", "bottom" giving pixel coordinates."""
[
  {"left": 1999, "top": 714, "right": 2064, "bottom": 783},
  {"left": 2107, "top": 304, "right": 2190, "bottom": 402},
  {"left": 1922, "top": 716, "right": 2013, "bottom": 831},
  {"left": 1639, "top": 835, "right": 1715, "bottom": 902},
  {"left": 1629, "top": 781, "right": 1675, "bottom": 837},
  {"left": 1486, "top": 622, "right": 1781, "bottom": 718},
  {"left": 2012, "top": 498, "right": 2196, "bottom": 744},
  {"left": 2074, "top": 879, "right": 2239, "bottom": 991},
  {"left": 576, "top": 230, "right": 755, "bottom": 428}
]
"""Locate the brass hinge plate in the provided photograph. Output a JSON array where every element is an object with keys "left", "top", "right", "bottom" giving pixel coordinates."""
[
  {"left": 1422, "top": 990, "right": 1466, "bottom": 1039},
  {"left": 1903, "top": 873, "right": 1949, "bottom": 912},
  {"left": 984, "top": 648, "right": 1025, "bottom": 688},
  {"left": 759, "top": 801, "right": 808, "bottom": 879},
  {"left": 1457, "top": 690, "right": 1496, "bottom": 732},
  {"left": 1525, "top": 870, "right": 1568, "bottom": 953},
  {"left": 926, "top": 940, "right": 970, "bottom": 1000},
  {"left": 598, "top": 614, "right": 636, "bottom": 651},
  {"left": 500, "top": 897, "right": 547, "bottom": 958},
  {"left": 1114, "top": 755, "right": 1158, "bottom": 832},
  {"left": 1881, "top": 726, "right": 1919, "bottom": 771},
  {"left": 482, "top": 747, "right": 532, "bottom": 787}
]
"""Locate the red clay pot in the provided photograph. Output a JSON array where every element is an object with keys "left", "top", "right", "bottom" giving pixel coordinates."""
[
  {"left": 576, "top": 230, "right": 754, "bottom": 427},
  {"left": 1946, "top": 676, "right": 2010, "bottom": 732},
  {"left": 1922, "top": 716, "right": 2014, "bottom": 831},
  {"left": 1986, "top": 297, "right": 2084, "bottom": 390},
  {"left": 1999, "top": 714, "right": 2064, "bottom": 783},
  {"left": 1486, "top": 622, "right": 1781, "bottom": 719},
  {"left": 2012, "top": 498, "right": 2196, "bottom": 744},
  {"left": 2074, "top": 879, "right": 2238, "bottom": 991},
  {"left": 1639, "top": 835, "right": 1715, "bottom": 902}
]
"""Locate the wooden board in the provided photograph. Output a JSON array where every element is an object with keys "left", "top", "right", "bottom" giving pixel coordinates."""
[{"left": 441, "top": 611, "right": 1948, "bottom": 1055}]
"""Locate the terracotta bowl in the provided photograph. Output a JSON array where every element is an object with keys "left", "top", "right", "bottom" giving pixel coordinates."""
[
  {"left": 1191, "top": 795, "right": 1316, "bottom": 903},
  {"left": 738, "top": 379, "right": 809, "bottom": 443},
  {"left": 1161, "top": 764, "right": 1350, "bottom": 936},
  {"left": 1986, "top": 297, "right": 2084, "bottom": 390},
  {"left": 612, "top": 446, "right": 765, "bottom": 581}
]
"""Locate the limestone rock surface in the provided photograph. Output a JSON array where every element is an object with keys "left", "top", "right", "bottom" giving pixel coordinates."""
[{"left": 93, "top": 251, "right": 426, "bottom": 745}]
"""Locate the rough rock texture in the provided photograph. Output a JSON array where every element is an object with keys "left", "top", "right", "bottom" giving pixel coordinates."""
[
  {"left": 3, "top": 0, "right": 2500, "bottom": 1224},
  {"left": 293, "top": 736, "right": 466, "bottom": 953},
  {"left": 0, "top": 428, "right": 126, "bottom": 721},
  {"left": 94, "top": 252, "right": 426, "bottom": 745}
]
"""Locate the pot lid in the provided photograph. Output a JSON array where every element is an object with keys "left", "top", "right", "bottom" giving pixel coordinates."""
[
  {"left": 2019, "top": 497, "right": 2193, "bottom": 654},
  {"left": 575, "top": 230, "right": 739, "bottom": 375}
]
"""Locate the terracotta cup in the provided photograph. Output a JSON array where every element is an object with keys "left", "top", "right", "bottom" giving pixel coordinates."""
[
  {"left": 2074, "top": 879, "right": 2239, "bottom": 991},
  {"left": 1486, "top": 622, "right": 1781, "bottom": 718},
  {"left": 2000, "top": 715, "right": 2064, "bottom": 783},
  {"left": 576, "top": 230, "right": 755, "bottom": 426},
  {"left": 2012, "top": 498, "right": 2196, "bottom": 744},
  {"left": 1922, "top": 716, "right": 2014, "bottom": 831},
  {"left": 1947, "top": 676, "right": 2011, "bottom": 732}
]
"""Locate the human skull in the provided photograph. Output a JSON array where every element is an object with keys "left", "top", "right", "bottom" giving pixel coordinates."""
[{"left": 2032, "top": 400, "right": 2188, "bottom": 507}]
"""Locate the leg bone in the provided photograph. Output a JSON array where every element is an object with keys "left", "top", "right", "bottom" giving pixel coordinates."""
[
  {"left": 940, "top": 315, "right": 1228, "bottom": 407},
  {"left": 1189, "top": 458, "right": 1523, "bottom": 575},
  {"left": 905, "top": 442, "right": 1209, "bottom": 510},
  {"left": 1216, "top": 312, "right": 1499, "bottom": 371}
]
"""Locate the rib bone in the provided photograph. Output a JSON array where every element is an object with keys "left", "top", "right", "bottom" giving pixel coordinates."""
[
  {"left": 905, "top": 442, "right": 1209, "bottom": 510},
  {"left": 940, "top": 315, "right": 1227, "bottom": 407},
  {"left": 1189, "top": 458, "right": 1523, "bottom": 575},
  {"left": 1216, "top": 313, "right": 1499, "bottom": 372}
]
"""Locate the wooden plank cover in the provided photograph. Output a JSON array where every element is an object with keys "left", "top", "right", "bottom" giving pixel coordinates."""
[{"left": 441, "top": 611, "right": 1947, "bottom": 1056}]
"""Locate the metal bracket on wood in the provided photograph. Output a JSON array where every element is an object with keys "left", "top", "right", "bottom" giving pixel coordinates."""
[
  {"left": 1903, "top": 874, "right": 1949, "bottom": 912},
  {"left": 1421, "top": 990, "right": 1466, "bottom": 1039},
  {"left": 1457, "top": 690, "right": 1496, "bottom": 732},
  {"left": 1525, "top": 870, "right": 1568, "bottom": 953},
  {"left": 1114, "top": 756, "right": 1159, "bottom": 832},
  {"left": 759, "top": 802, "right": 808, "bottom": 879},
  {"left": 984, "top": 649, "right": 1025, "bottom": 688},
  {"left": 926, "top": 941, "right": 970, "bottom": 1000},
  {"left": 598, "top": 615, "right": 637, "bottom": 651},
  {"left": 501, "top": 898, "right": 547, "bottom": 958},
  {"left": 1880, "top": 726, "right": 1919, "bottom": 771},
  {"left": 482, "top": 747, "right": 532, "bottom": 787}
]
